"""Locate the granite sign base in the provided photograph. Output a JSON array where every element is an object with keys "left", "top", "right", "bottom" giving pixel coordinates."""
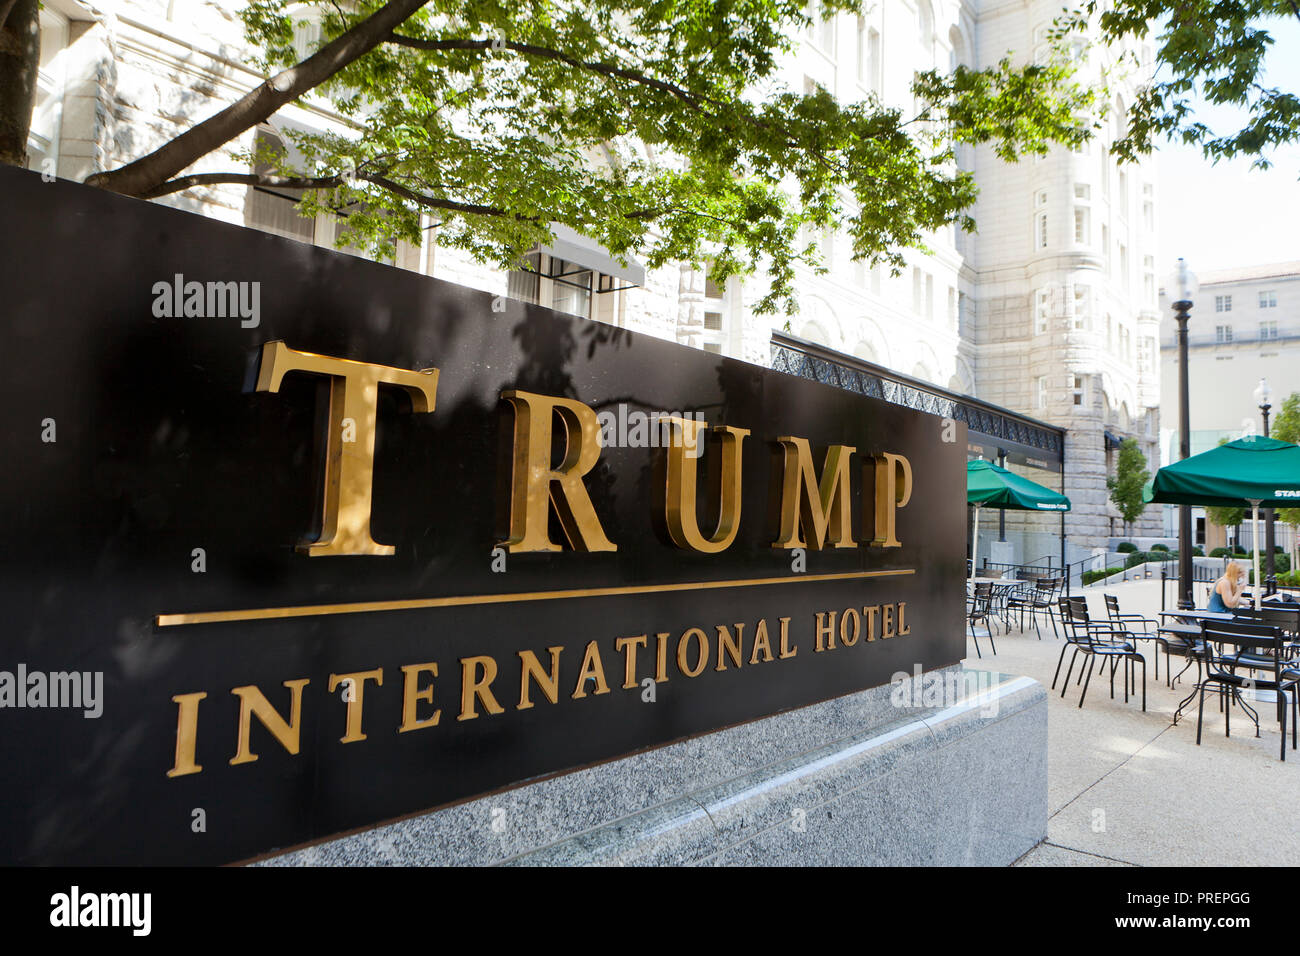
[{"left": 258, "top": 665, "right": 1045, "bottom": 867}]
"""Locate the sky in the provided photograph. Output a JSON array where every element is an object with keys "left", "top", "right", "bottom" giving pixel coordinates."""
[{"left": 1156, "top": 17, "right": 1300, "bottom": 273}]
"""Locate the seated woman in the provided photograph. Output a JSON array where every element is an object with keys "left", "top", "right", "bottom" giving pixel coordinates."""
[{"left": 1207, "top": 560, "right": 1248, "bottom": 613}]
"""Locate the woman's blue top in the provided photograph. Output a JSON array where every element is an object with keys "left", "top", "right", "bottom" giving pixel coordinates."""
[{"left": 1207, "top": 588, "right": 1229, "bottom": 613}]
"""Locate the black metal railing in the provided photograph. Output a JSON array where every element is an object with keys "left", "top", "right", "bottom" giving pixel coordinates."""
[
  {"left": 978, "top": 555, "right": 1099, "bottom": 595},
  {"left": 977, "top": 558, "right": 1062, "bottom": 581}
]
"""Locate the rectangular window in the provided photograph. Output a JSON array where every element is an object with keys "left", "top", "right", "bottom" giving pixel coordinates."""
[
  {"left": 1072, "top": 285, "right": 1090, "bottom": 329},
  {"left": 925, "top": 273, "right": 934, "bottom": 319},
  {"left": 1036, "top": 212, "right": 1048, "bottom": 249},
  {"left": 1072, "top": 374, "right": 1085, "bottom": 406},
  {"left": 1035, "top": 289, "right": 1051, "bottom": 334},
  {"left": 1260, "top": 320, "right": 1278, "bottom": 341},
  {"left": 700, "top": 266, "right": 731, "bottom": 354},
  {"left": 1035, "top": 375, "right": 1048, "bottom": 410},
  {"left": 1260, "top": 290, "right": 1278, "bottom": 308},
  {"left": 867, "top": 28, "right": 880, "bottom": 91},
  {"left": 507, "top": 253, "right": 595, "bottom": 320},
  {"left": 1143, "top": 200, "right": 1154, "bottom": 231},
  {"left": 1101, "top": 224, "right": 1110, "bottom": 270},
  {"left": 549, "top": 260, "right": 593, "bottom": 319},
  {"left": 1119, "top": 243, "right": 1128, "bottom": 286},
  {"left": 1073, "top": 207, "right": 1089, "bottom": 245},
  {"left": 857, "top": 19, "right": 879, "bottom": 89},
  {"left": 27, "top": 9, "right": 69, "bottom": 173},
  {"left": 246, "top": 129, "right": 317, "bottom": 243},
  {"left": 856, "top": 16, "right": 865, "bottom": 78},
  {"left": 1216, "top": 324, "right": 1233, "bottom": 343},
  {"left": 1215, "top": 294, "right": 1232, "bottom": 312},
  {"left": 507, "top": 251, "right": 542, "bottom": 305},
  {"left": 808, "top": 0, "right": 834, "bottom": 53}
]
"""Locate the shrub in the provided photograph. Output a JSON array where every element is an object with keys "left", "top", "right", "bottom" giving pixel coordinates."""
[
  {"left": 1125, "top": 551, "right": 1149, "bottom": 568},
  {"left": 1083, "top": 567, "right": 1122, "bottom": 585},
  {"left": 1244, "top": 552, "right": 1292, "bottom": 575},
  {"left": 1117, "top": 542, "right": 1137, "bottom": 553},
  {"left": 1151, "top": 543, "right": 1170, "bottom": 552},
  {"left": 1193, "top": 546, "right": 1205, "bottom": 557},
  {"left": 1210, "top": 547, "right": 1232, "bottom": 558}
]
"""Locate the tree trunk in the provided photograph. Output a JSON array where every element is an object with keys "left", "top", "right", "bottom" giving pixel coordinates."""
[{"left": 0, "top": 0, "right": 39, "bottom": 168}]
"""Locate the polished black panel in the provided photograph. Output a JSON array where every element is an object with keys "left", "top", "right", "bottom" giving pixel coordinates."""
[{"left": 0, "top": 167, "right": 966, "bottom": 864}]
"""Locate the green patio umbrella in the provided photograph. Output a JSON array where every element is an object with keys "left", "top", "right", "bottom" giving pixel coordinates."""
[
  {"left": 967, "top": 458, "right": 1071, "bottom": 580},
  {"left": 1146, "top": 435, "right": 1300, "bottom": 590}
]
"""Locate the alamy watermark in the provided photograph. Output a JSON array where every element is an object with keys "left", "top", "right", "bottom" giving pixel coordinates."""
[
  {"left": 890, "top": 664, "right": 1000, "bottom": 718},
  {"left": 49, "top": 886, "right": 150, "bottom": 936},
  {"left": 152, "top": 273, "right": 260, "bottom": 328},
  {"left": 597, "top": 404, "right": 706, "bottom": 456},
  {"left": 0, "top": 664, "right": 103, "bottom": 718}
]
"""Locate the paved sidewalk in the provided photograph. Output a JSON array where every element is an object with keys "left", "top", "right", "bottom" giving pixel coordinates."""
[{"left": 966, "top": 579, "right": 1300, "bottom": 866}]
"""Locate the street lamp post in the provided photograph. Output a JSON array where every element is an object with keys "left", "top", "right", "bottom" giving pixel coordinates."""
[
  {"left": 1168, "top": 259, "right": 1198, "bottom": 609},
  {"left": 1255, "top": 377, "right": 1277, "bottom": 593}
]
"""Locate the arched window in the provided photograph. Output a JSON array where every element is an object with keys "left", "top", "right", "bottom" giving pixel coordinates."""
[
  {"left": 801, "top": 320, "right": 831, "bottom": 345},
  {"left": 916, "top": 0, "right": 935, "bottom": 70},
  {"left": 949, "top": 25, "right": 967, "bottom": 72}
]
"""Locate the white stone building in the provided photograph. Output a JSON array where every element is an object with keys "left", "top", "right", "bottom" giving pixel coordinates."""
[
  {"left": 28, "top": 0, "right": 1161, "bottom": 552},
  {"left": 1158, "top": 261, "right": 1300, "bottom": 551}
]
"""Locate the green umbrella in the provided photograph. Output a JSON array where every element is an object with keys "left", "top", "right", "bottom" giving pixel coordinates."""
[
  {"left": 1147, "top": 435, "right": 1300, "bottom": 589},
  {"left": 967, "top": 459, "right": 1071, "bottom": 580}
]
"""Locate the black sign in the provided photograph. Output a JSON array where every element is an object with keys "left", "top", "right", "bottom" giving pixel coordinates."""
[{"left": 0, "top": 167, "right": 965, "bottom": 864}]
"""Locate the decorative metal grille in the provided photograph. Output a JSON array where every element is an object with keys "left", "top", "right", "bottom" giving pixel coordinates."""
[{"left": 770, "top": 333, "right": 1064, "bottom": 460}]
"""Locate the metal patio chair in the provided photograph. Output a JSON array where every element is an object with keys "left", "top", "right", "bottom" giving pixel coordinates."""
[
  {"left": 1196, "top": 620, "right": 1299, "bottom": 762},
  {"left": 967, "top": 581, "right": 997, "bottom": 659},
  {"left": 1104, "top": 593, "right": 1162, "bottom": 681},
  {"left": 1007, "top": 576, "right": 1061, "bottom": 639},
  {"left": 1057, "top": 597, "right": 1145, "bottom": 711}
]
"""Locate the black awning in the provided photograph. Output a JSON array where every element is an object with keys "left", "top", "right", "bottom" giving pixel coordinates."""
[{"left": 1104, "top": 430, "right": 1124, "bottom": 450}]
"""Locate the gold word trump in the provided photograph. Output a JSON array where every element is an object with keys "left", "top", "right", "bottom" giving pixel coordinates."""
[{"left": 256, "top": 342, "right": 914, "bottom": 556}]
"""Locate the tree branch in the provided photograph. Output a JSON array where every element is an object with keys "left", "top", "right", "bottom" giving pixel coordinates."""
[
  {"left": 84, "top": 0, "right": 432, "bottom": 197},
  {"left": 387, "top": 34, "right": 840, "bottom": 170},
  {"left": 386, "top": 35, "right": 711, "bottom": 114},
  {"left": 141, "top": 170, "right": 517, "bottom": 219}
]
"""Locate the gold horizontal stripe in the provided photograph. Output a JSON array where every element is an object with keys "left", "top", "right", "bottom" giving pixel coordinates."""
[{"left": 155, "top": 568, "right": 916, "bottom": 628}]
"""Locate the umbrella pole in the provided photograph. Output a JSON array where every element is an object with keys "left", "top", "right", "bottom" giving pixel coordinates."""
[
  {"left": 1251, "top": 500, "right": 1262, "bottom": 603},
  {"left": 971, "top": 505, "right": 981, "bottom": 583}
]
